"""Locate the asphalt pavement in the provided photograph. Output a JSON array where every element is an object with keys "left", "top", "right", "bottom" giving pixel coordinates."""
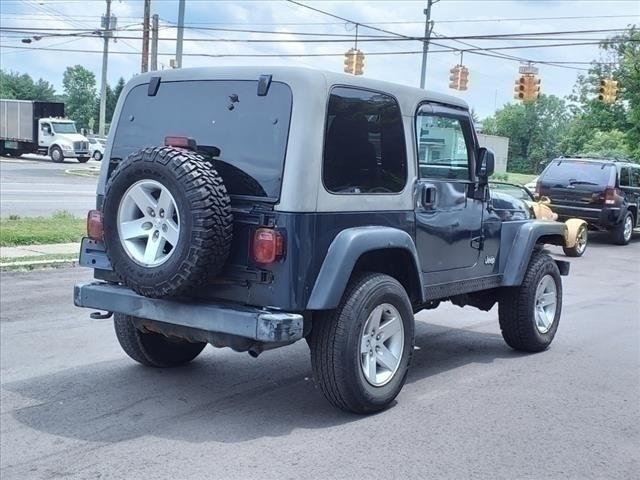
[
  {"left": 1, "top": 237, "right": 639, "bottom": 479},
  {"left": 0, "top": 155, "right": 98, "bottom": 217}
]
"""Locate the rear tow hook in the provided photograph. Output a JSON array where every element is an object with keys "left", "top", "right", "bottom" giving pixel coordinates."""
[{"left": 90, "top": 311, "right": 113, "bottom": 320}]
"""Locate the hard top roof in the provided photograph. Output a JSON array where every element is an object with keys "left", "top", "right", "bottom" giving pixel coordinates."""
[{"left": 132, "top": 65, "right": 469, "bottom": 110}]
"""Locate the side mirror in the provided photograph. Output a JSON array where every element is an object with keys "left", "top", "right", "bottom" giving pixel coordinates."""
[{"left": 477, "top": 147, "right": 495, "bottom": 184}]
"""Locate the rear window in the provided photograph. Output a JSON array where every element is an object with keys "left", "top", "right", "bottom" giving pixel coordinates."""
[
  {"left": 112, "top": 80, "right": 292, "bottom": 200},
  {"left": 541, "top": 160, "right": 616, "bottom": 186}
]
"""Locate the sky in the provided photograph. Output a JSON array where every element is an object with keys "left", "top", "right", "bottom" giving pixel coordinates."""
[{"left": 1, "top": 0, "right": 638, "bottom": 118}]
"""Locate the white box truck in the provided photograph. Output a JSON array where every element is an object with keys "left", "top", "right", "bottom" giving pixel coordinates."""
[{"left": 0, "top": 99, "right": 91, "bottom": 163}]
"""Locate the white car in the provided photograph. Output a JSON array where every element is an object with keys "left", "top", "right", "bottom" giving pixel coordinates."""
[{"left": 88, "top": 137, "right": 106, "bottom": 161}]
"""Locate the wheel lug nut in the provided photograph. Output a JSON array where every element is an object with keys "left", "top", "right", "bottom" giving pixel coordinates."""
[
  {"left": 376, "top": 335, "right": 381, "bottom": 341},
  {"left": 369, "top": 350, "right": 373, "bottom": 356}
]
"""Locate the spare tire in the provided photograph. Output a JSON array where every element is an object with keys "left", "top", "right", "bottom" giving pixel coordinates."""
[{"left": 103, "top": 146, "right": 232, "bottom": 298}]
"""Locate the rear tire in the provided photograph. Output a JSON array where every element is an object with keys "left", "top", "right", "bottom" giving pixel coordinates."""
[
  {"left": 309, "top": 272, "right": 414, "bottom": 414},
  {"left": 114, "top": 313, "right": 206, "bottom": 367},
  {"left": 562, "top": 224, "right": 588, "bottom": 257},
  {"left": 498, "top": 252, "right": 562, "bottom": 352},
  {"left": 93, "top": 151, "right": 103, "bottom": 161},
  {"left": 77, "top": 156, "right": 90, "bottom": 163},
  {"left": 609, "top": 211, "right": 634, "bottom": 245},
  {"left": 50, "top": 146, "right": 64, "bottom": 163},
  {"left": 103, "top": 146, "right": 232, "bottom": 298}
]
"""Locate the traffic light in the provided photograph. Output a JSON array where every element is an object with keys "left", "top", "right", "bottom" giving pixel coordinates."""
[
  {"left": 344, "top": 48, "right": 364, "bottom": 75},
  {"left": 598, "top": 78, "right": 618, "bottom": 104},
  {"left": 458, "top": 66, "right": 469, "bottom": 90},
  {"left": 514, "top": 75, "right": 526, "bottom": 100},
  {"left": 449, "top": 65, "right": 469, "bottom": 91},
  {"left": 513, "top": 74, "right": 541, "bottom": 102}
]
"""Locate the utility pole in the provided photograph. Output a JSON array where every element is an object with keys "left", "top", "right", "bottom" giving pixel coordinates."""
[
  {"left": 151, "top": 13, "right": 159, "bottom": 71},
  {"left": 419, "top": 0, "right": 437, "bottom": 89},
  {"left": 175, "top": 0, "right": 186, "bottom": 68},
  {"left": 98, "top": 0, "right": 112, "bottom": 136},
  {"left": 141, "top": 0, "right": 151, "bottom": 73}
]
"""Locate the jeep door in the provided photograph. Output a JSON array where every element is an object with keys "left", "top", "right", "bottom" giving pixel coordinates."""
[{"left": 414, "top": 104, "right": 483, "bottom": 274}]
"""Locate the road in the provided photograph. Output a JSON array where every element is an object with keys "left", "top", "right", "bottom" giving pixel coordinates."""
[
  {"left": 1, "top": 238, "right": 638, "bottom": 479},
  {"left": 0, "top": 155, "right": 98, "bottom": 217}
]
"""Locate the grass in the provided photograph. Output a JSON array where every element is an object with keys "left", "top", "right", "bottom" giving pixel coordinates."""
[{"left": 0, "top": 211, "right": 85, "bottom": 247}]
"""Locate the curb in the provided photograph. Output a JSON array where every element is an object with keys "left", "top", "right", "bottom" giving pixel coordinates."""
[{"left": 0, "top": 257, "right": 78, "bottom": 271}]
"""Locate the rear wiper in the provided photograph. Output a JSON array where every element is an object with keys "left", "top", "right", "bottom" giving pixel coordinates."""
[{"left": 568, "top": 180, "right": 598, "bottom": 186}]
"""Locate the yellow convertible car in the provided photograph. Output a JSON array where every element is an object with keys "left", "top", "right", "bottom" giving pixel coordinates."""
[{"left": 490, "top": 182, "right": 588, "bottom": 257}]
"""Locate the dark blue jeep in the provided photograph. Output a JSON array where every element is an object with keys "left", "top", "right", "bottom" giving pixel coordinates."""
[{"left": 74, "top": 66, "right": 569, "bottom": 414}]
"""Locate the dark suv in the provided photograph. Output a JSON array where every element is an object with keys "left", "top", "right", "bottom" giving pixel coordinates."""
[
  {"left": 74, "top": 67, "right": 570, "bottom": 414},
  {"left": 537, "top": 157, "right": 639, "bottom": 245}
]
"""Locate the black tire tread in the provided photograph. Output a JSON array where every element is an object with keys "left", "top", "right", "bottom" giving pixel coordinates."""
[
  {"left": 498, "top": 251, "right": 561, "bottom": 352},
  {"left": 309, "top": 272, "right": 413, "bottom": 413},
  {"left": 113, "top": 313, "right": 206, "bottom": 367},
  {"left": 610, "top": 211, "right": 633, "bottom": 246},
  {"left": 104, "top": 146, "right": 232, "bottom": 297}
]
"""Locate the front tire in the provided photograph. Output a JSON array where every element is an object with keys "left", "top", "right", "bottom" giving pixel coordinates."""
[
  {"left": 93, "top": 150, "right": 103, "bottom": 161},
  {"left": 114, "top": 313, "right": 206, "bottom": 367},
  {"left": 610, "top": 211, "right": 634, "bottom": 245},
  {"left": 309, "top": 272, "right": 414, "bottom": 414},
  {"left": 50, "top": 146, "right": 64, "bottom": 163},
  {"left": 498, "top": 252, "right": 562, "bottom": 352},
  {"left": 562, "top": 224, "right": 588, "bottom": 257}
]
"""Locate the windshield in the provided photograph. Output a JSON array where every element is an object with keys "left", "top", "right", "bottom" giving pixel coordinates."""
[
  {"left": 541, "top": 160, "right": 615, "bottom": 187},
  {"left": 112, "top": 80, "right": 293, "bottom": 200},
  {"left": 51, "top": 122, "right": 77, "bottom": 134},
  {"left": 490, "top": 182, "right": 533, "bottom": 201}
]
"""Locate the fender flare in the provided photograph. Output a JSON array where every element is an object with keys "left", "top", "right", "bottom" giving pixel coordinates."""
[
  {"left": 501, "top": 220, "right": 569, "bottom": 286},
  {"left": 306, "top": 226, "right": 424, "bottom": 310}
]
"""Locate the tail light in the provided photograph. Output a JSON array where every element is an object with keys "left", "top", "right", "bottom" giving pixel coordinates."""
[
  {"left": 251, "top": 228, "right": 284, "bottom": 265},
  {"left": 87, "top": 210, "right": 104, "bottom": 240},
  {"left": 604, "top": 187, "right": 621, "bottom": 205}
]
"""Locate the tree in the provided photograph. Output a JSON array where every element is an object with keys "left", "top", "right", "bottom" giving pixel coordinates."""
[
  {"left": 62, "top": 65, "right": 97, "bottom": 130},
  {"left": 92, "top": 77, "right": 127, "bottom": 132},
  {"left": 562, "top": 26, "right": 639, "bottom": 161},
  {"left": 0, "top": 70, "right": 57, "bottom": 101},
  {"left": 482, "top": 94, "right": 570, "bottom": 173}
]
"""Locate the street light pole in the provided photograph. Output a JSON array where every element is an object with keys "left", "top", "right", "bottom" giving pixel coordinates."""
[
  {"left": 419, "top": 0, "right": 436, "bottom": 89},
  {"left": 175, "top": 0, "right": 186, "bottom": 68},
  {"left": 98, "top": 0, "right": 112, "bottom": 136}
]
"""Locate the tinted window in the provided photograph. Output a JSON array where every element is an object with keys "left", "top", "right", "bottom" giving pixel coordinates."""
[
  {"left": 112, "top": 80, "right": 292, "bottom": 199},
  {"left": 631, "top": 167, "right": 640, "bottom": 188},
  {"left": 541, "top": 160, "right": 615, "bottom": 186},
  {"left": 490, "top": 182, "right": 533, "bottom": 201},
  {"left": 323, "top": 87, "right": 406, "bottom": 194},
  {"left": 619, "top": 167, "right": 631, "bottom": 187},
  {"left": 416, "top": 114, "right": 469, "bottom": 180}
]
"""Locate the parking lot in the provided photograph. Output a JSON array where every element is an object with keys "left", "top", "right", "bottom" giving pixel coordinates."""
[
  {"left": 0, "top": 155, "right": 97, "bottom": 217},
  {"left": 1, "top": 236, "right": 638, "bottom": 479}
]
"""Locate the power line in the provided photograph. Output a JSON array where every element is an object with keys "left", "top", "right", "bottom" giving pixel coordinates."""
[{"left": 0, "top": 43, "right": 615, "bottom": 64}]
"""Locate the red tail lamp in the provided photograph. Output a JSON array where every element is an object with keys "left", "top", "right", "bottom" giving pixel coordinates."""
[
  {"left": 251, "top": 228, "right": 284, "bottom": 265},
  {"left": 87, "top": 209, "right": 104, "bottom": 240},
  {"left": 604, "top": 187, "right": 621, "bottom": 206}
]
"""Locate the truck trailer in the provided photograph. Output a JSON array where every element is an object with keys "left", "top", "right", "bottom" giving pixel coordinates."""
[{"left": 0, "top": 99, "right": 91, "bottom": 163}]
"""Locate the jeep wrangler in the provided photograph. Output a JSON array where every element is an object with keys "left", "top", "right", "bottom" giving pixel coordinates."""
[{"left": 74, "top": 66, "right": 570, "bottom": 414}]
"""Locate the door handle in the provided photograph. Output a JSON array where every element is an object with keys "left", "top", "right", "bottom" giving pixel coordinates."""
[{"left": 422, "top": 185, "right": 437, "bottom": 207}]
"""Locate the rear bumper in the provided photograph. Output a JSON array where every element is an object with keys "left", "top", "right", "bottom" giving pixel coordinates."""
[
  {"left": 74, "top": 282, "right": 304, "bottom": 343},
  {"left": 551, "top": 204, "right": 621, "bottom": 228}
]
